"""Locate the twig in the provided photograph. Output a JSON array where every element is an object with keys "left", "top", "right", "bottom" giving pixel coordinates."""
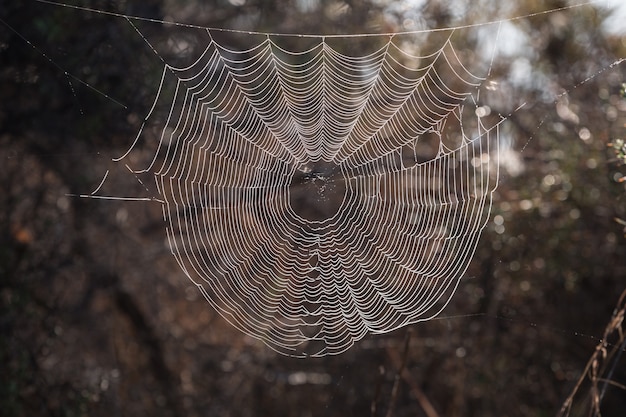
[
  {"left": 384, "top": 329, "right": 441, "bottom": 417},
  {"left": 558, "top": 288, "right": 626, "bottom": 417},
  {"left": 371, "top": 365, "right": 386, "bottom": 417},
  {"left": 399, "top": 369, "right": 441, "bottom": 417},
  {"left": 385, "top": 329, "right": 412, "bottom": 417},
  {"left": 598, "top": 295, "right": 626, "bottom": 402}
]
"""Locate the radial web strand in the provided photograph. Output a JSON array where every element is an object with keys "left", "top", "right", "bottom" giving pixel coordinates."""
[{"left": 115, "top": 30, "right": 501, "bottom": 357}]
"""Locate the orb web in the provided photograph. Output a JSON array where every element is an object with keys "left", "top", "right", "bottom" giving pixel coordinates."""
[{"left": 115, "top": 29, "right": 501, "bottom": 357}]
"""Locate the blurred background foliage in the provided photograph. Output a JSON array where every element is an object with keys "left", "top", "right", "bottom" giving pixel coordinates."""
[{"left": 1, "top": 1, "right": 626, "bottom": 416}]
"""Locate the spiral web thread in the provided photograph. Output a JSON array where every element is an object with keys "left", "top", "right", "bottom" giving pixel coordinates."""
[{"left": 112, "top": 27, "right": 501, "bottom": 357}]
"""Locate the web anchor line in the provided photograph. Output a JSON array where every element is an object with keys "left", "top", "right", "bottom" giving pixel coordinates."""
[
  {"left": 65, "top": 194, "right": 164, "bottom": 203},
  {"left": 35, "top": 0, "right": 617, "bottom": 38}
]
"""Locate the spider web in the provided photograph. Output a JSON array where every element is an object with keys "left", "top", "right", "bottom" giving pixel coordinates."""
[{"left": 94, "top": 25, "right": 503, "bottom": 357}]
